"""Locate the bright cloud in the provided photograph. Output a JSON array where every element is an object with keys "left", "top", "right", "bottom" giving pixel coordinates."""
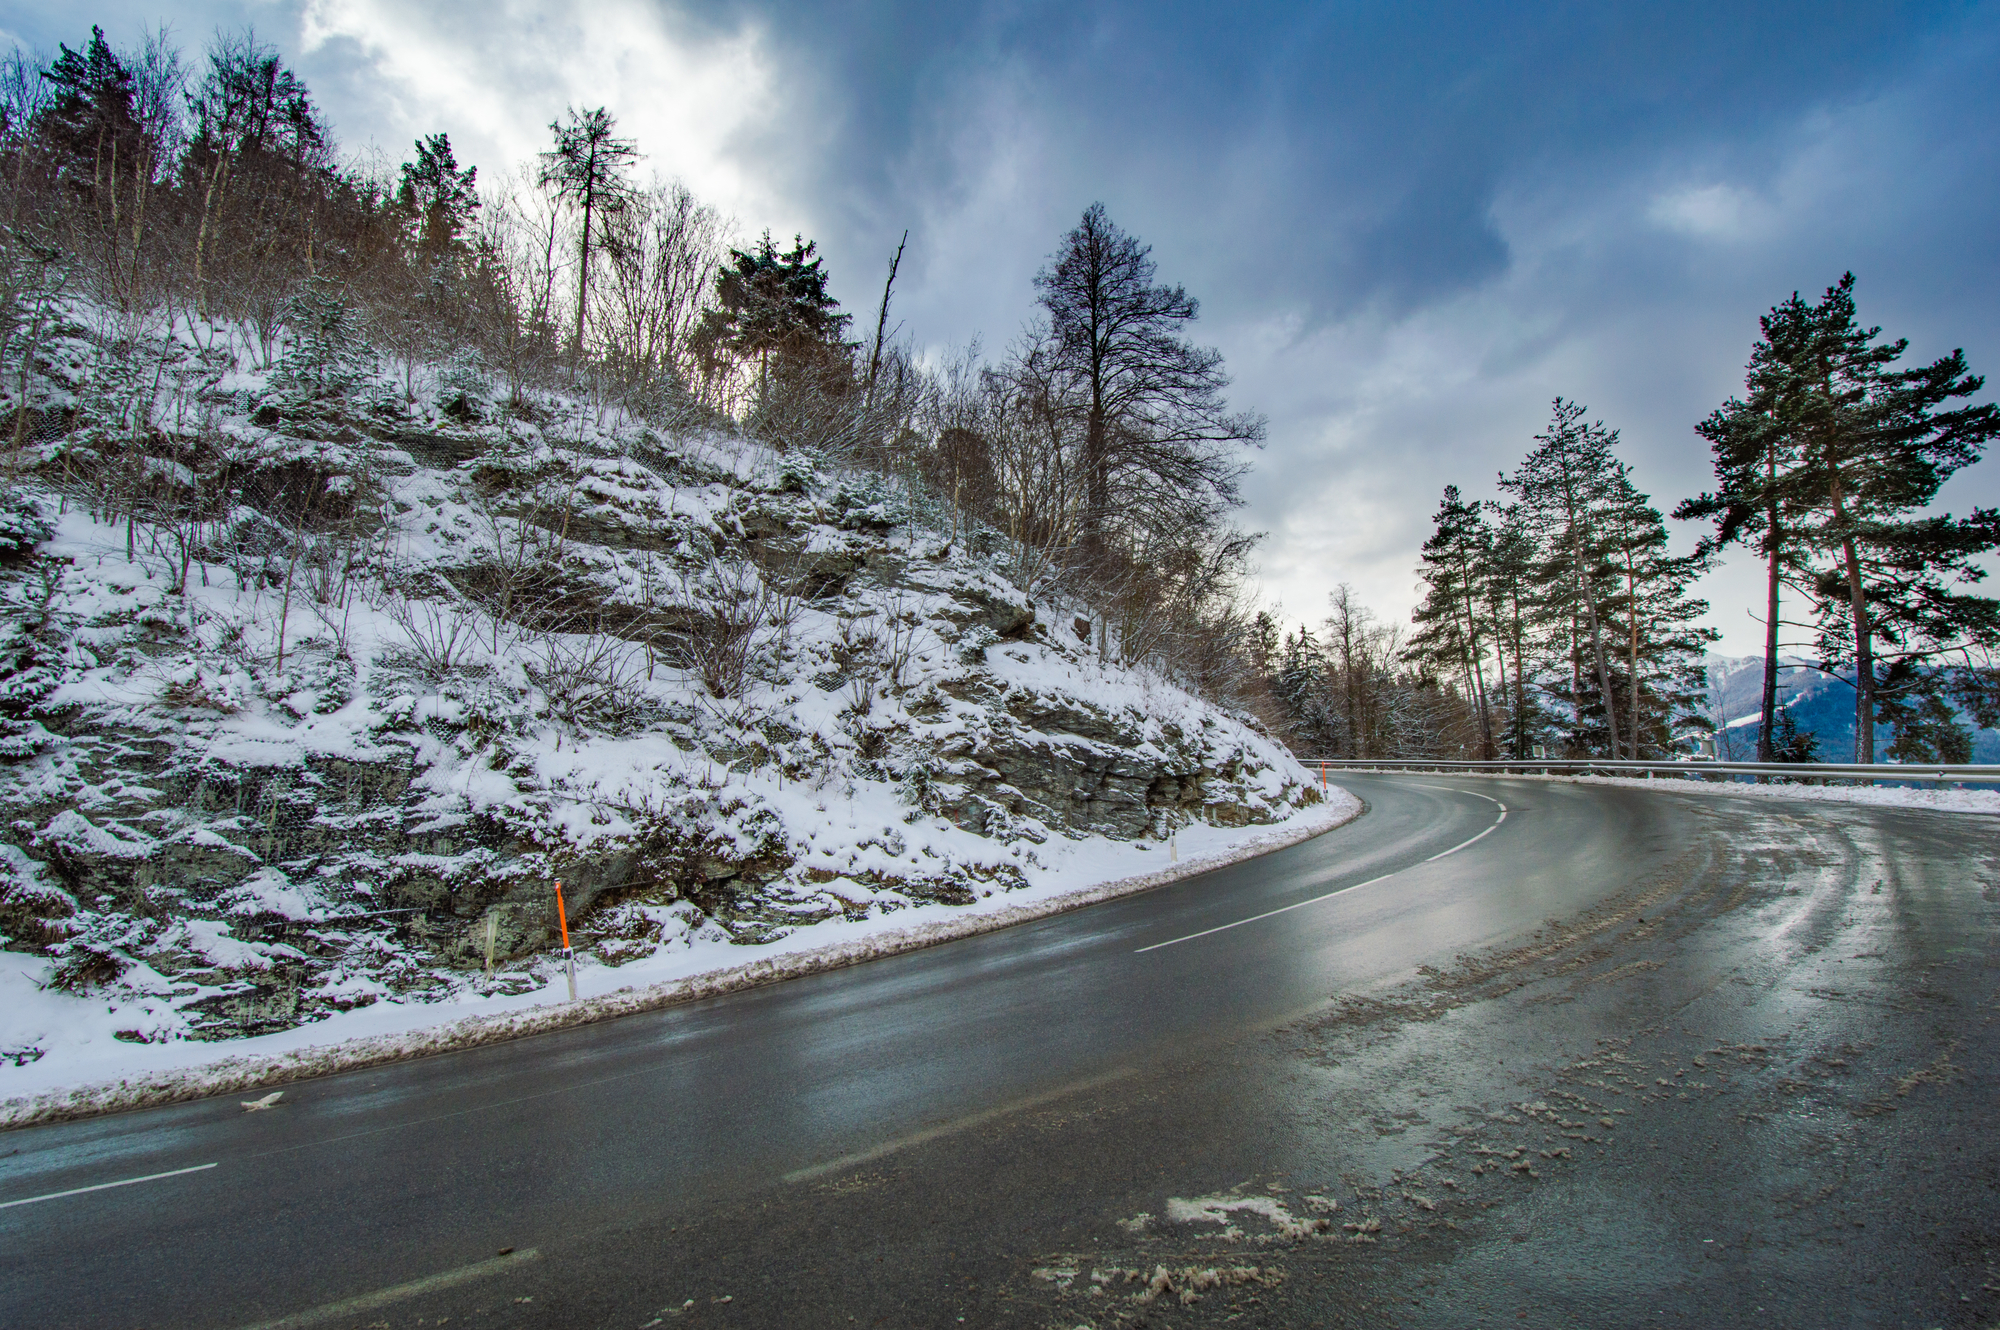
[
  {"left": 299, "top": 0, "right": 785, "bottom": 225},
  {"left": 1647, "top": 182, "right": 1767, "bottom": 239}
]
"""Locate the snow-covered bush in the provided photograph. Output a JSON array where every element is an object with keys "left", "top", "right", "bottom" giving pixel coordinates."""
[
  {"left": 0, "top": 492, "right": 53, "bottom": 556},
  {"left": 268, "top": 281, "right": 377, "bottom": 408}
]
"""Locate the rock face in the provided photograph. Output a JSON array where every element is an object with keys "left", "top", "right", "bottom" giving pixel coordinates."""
[
  {"left": 934, "top": 688, "right": 1252, "bottom": 840},
  {"left": 0, "top": 379, "right": 1312, "bottom": 1045}
]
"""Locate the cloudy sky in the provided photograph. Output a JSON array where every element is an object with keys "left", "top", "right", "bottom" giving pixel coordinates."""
[{"left": 7, "top": 1, "right": 1997, "bottom": 654}]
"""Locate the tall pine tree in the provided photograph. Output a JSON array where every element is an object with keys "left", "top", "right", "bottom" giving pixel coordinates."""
[
  {"left": 1680, "top": 310, "right": 1814, "bottom": 761},
  {"left": 1600, "top": 469, "right": 1716, "bottom": 756},
  {"left": 1759, "top": 275, "right": 2000, "bottom": 761},
  {"left": 1407, "top": 486, "right": 1497, "bottom": 758},
  {"left": 538, "top": 106, "right": 639, "bottom": 362},
  {"left": 1480, "top": 504, "right": 1545, "bottom": 757}
]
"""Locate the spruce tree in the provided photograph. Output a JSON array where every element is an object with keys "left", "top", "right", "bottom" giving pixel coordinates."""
[
  {"left": 1770, "top": 706, "right": 1819, "bottom": 763},
  {"left": 1407, "top": 485, "right": 1496, "bottom": 757},
  {"left": 397, "top": 132, "right": 479, "bottom": 260},
  {"left": 1500, "top": 400, "right": 1627, "bottom": 756},
  {"left": 1275, "top": 627, "right": 1338, "bottom": 754},
  {"left": 38, "top": 26, "right": 141, "bottom": 175},
  {"left": 696, "top": 231, "right": 854, "bottom": 405}
]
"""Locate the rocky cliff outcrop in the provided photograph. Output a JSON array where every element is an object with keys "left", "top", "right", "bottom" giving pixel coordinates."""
[{"left": 0, "top": 372, "right": 1313, "bottom": 1048}]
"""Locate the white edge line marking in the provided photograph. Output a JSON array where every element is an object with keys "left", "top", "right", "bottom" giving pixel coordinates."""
[
  {"left": 232, "top": 1249, "right": 542, "bottom": 1330},
  {"left": 1135, "top": 798, "right": 1509, "bottom": 954},
  {"left": 0, "top": 1161, "right": 218, "bottom": 1209}
]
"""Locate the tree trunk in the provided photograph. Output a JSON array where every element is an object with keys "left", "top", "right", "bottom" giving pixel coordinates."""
[
  {"left": 193, "top": 152, "right": 232, "bottom": 324},
  {"left": 1826, "top": 475, "right": 1874, "bottom": 763},
  {"left": 1758, "top": 503, "right": 1781, "bottom": 764},
  {"left": 865, "top": 231, "right": 906, "bottom": 405},
  {"left": 1510, "top": 591, "right": 1528, "bottom": 758},
  {"left": 1462, "top": 593, "right": 1494, "bottom": 759},
  {"left": 1570, "top": 610, "right": 1583, "bottom": 754},
  {"left": 575, "top": 191, "right": 594, "bottom": 365},
  {"left": 1576, "top": 544, "right": 1620, "bottom": 758},
  {"left": 1624, "top": 553, "right": 1643, "bottom": 758},
  {"left": 128, "top": 142, "right": 151, "bottom": 305},
  {"left": 1450, "top": 551, "right": 1494, "bottom": 758},
  {"left": 1842, "top": 533, "right": 1874, "bottom": 763}
]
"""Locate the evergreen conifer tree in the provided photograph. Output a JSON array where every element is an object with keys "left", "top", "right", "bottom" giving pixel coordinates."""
[
  {"left": 1480, "top": 505, "right": 1544, "bottom": 757},
  {"left": 38, "top": 26, "right": 141, "bottom": 175},
  {"left": 1275, "top": 627, "right": 1338, "bottom": 755},
  {"left": 538, "top": 106, "right": 638, "bottom": 361},
  {"left": 1752, "top": 275, "right": 2000, "bottom": 761},
  {"left": 1500, "top": 400, "right": 1627, "bottom": 756},
  {"left": 1407, "top": 485, "right": 1496, "bottom": 757},
  {"left": 397, "top": 132, "right": 479, "bottom": 260},
  {"left": 696, "top": 231, "right": 854, "bottom": 408},
  {"left": 1600, "top": 469, "right": 1716, "bottom": 756},
  {"left": 1680, "top": 316, "right": 1813, "bottom": 761},
  {"left": 187, "top": 32, "right": 328, "bottom": 165}
]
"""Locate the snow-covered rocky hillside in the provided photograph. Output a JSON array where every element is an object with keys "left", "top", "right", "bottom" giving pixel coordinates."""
[{"left": 0, "top": 312, "right": 1322, "bottom": 1087}]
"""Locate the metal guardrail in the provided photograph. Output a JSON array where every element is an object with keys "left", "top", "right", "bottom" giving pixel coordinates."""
[{"left": 1299, "top": 758, "right": 2000, "bottom": 786}]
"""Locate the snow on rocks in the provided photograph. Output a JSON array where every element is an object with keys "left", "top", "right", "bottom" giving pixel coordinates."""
[
  {"left": 0, "top": 796, "right": 1356, "bottom": 1126},
  {"left": 0, "top": 322, "right": 1348, "bottom": 1123}
]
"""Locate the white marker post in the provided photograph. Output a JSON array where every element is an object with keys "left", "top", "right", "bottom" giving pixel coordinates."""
[{"left": 554, "top": 880, "right": 577, "bottom": 1002}]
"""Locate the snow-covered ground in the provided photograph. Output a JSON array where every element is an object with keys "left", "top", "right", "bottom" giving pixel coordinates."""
[
  {"left": 0, "top": 304, "right": 1336, "bottom": 1127},
  {"left": 0, "top": 790, "right": 1357, "bottom": 1127}
]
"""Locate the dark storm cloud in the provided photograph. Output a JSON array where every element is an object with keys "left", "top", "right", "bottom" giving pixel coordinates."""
[{"left": 691, "top": 1, "right": 1963, "bottom": 313}]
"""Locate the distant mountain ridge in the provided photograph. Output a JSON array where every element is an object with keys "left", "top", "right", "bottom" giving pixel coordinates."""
[{"left": 1701, "top": 655, "right": 2000, "bottom": 762}]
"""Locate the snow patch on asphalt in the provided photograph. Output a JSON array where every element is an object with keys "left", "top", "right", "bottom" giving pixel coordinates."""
[
  {"left": 0, "top": 793, "right": 1360, "bottom": 1129},
  {"left": 1157, "top": 1188, "right": 1348, "bottom": 1244}
]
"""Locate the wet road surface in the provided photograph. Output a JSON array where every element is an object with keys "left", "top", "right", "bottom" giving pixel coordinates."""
[{"left": 2, "top": 775, "right": 1995, "bottom": 1328}]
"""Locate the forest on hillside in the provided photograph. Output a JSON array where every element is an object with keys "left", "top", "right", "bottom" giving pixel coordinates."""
[{"left": 0, "top": 26, "right": 1280, "bottom": 701}]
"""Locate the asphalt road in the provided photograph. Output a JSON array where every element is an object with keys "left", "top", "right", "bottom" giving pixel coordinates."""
[{"left": 2, "top": 775, "right": 1995, "bottom": 1329}]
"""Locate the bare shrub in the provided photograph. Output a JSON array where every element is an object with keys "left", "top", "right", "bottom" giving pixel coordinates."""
[
  {"left": 878, "top": 593, "right": 934, "bottom": 689},
  {"left": 834, "top": 610, "right": 881, "bottom": 714},
  {"left": 380, "top": 590, "right": 482, "bottom": 679},
  {"left": 525, "top": 629, "right": 645, "bottom": 731},
  {"left": 660, "top": 559, "right": 783, "bottom": 699}
]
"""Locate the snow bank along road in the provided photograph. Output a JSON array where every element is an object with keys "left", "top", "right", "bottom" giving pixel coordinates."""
[{"left": 3, "top": 776, "right": 1997, "bottom": 1328}]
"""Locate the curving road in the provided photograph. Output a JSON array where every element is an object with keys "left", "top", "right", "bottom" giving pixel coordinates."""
[{"left": 2, "top": 776, "right": 1995, "bottom": 1329}]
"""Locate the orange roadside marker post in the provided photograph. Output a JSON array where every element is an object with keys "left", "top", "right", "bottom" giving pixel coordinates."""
[
  {"left": 554, "top": 879, "right": 577, "bottom": 1002},
  {"left": 1321, "top": 761, "right": 1327, "bottom": 790}
]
